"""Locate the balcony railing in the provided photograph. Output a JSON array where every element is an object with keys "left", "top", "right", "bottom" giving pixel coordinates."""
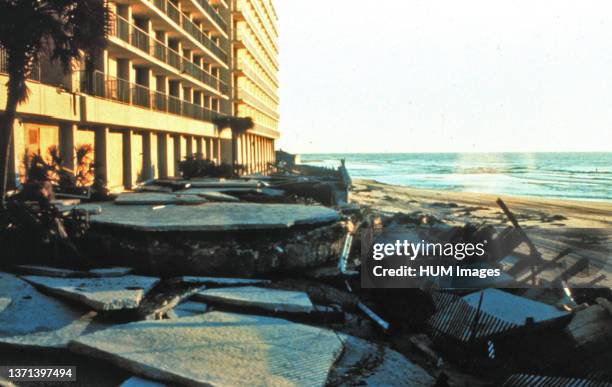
[
  {"left": 236, "top": 28, "right": 278, "bottom": 84},
  {"left": 237, "top": 87, "right": 279, "bottom": 119},
  {"left": 0, "top": 47, "right": 42, "bottom": 82},
  {"left": 111, "top": 13, "right": 227, "bottom": 95},
  {"left": 80, "top": 70, "right": 224, "bottom": 123},
  {"left": 236, "top": 1, "right": 278, "bottom": 65},
  {"left": 236, "top": 58, "right": 277, "bottom": 101},
  {"left": 195, "top": 0, "right": 228, "bottom": 32},
  {"left": 150, "top": 0, "right": 228, "bottom": 63}
]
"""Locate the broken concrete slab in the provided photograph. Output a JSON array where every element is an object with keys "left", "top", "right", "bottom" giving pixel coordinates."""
[
  {"left": 88, "top": 267, "right": 134, "bottom": 277},
  {"left": 180, "top": 276, "right": 271, "bottom": 286},
  {"left": 70, "top": 311, "right": 344, "bottom": 386},
  {"left": 17, "top": 265, "right": 133, "bottom": 278},
  {"left": 22, "top": 275, "right": 159, "bottom": 311},
  {"left": 115, "top": 193, "right": 206, "bottom": 205},
  {"left": 177, "top": 187, "right": 259, "bottom": 195},
  {"left": 194, "top": 286, "right": 315, "bottom": 313},
  {"left": 184, "top": 179, "right": 261, "bottom": 189},
  {"left": 56, "top": 203, "right": 103, "bottom": 215},
  {"left": 188, "top": 190, "right": 240, "bottom": 202},
  {"left": 260, "top": 188, "right": 286, "bottom": 197},
  {"left": 89, "top": 202, "right": 341, "bottom": 232},
  {"left": 16, "top": 265, "right": 79, "bottom": 278},
  {"left": 120, "top": 376, "right": 167, "bottom": 387},
  {"left": 135, "top": 281, "right": 203, "bottom": 320},
  {"left": 170, "top": 301, "right": 208, "bottom": 318},
  {"left": 565, "top": 304, "right": 612, "bottom": 349},
  {"left": 328, "top": 335, "right": 435, "bottom": 386},
  {"left": 0, "top": 272, "right": 106, "bottom": 349}
]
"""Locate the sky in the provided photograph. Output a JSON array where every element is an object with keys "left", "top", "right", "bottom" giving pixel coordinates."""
[{"left": 275, "top": 0, "right": 612, "bottom": 154}]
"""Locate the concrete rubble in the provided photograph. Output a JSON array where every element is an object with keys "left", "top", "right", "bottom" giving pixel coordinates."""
[
  {"left": 70, "top": 312, "right": 344, "bottom": 386},
  {"left": 179, "top": 276, "right": 271, "bottom": 286},
  {"left": 2, "top": 167, "right": 611, "bottom": 386},
  {"left": 115, "top": 192, "right": 207, "bottom": 205},
  {"left": 194, "top": 286, "right": 315, "bottom": 314},
  {"left": 17, "top": 265, "right": 133, "bottom": 278},
  {"left": 120, "top": 376, "right": 167, "bottom": 387},
  {"left": 329, "top": 335, "right": 435, "bottom": 386},
  {"left": 182, "top": 190, "right": 241, "bottom": 202},
  {"left": 22, "top": 275, "right": 159, "bottom": 311},
  {"left": 168, "top": 301, "right": 208, "bottom": 318},
  {"left": 0, "top": 272, "right": 106, "bottom": 349},
  {"left": 88, "top": 202, "right": 341, "bottom": 231}
]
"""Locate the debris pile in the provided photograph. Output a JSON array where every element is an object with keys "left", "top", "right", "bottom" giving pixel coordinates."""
[{"left": 1, "top": 161, "right": 611, "bottom": 386}]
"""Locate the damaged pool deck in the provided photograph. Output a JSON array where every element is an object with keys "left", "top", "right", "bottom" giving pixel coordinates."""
[
  {"left": 86, "top": 201, "right": 341, "bottom": 232},
  {"left": 0, "top": 268, "right": 438, "bottom": 386}
]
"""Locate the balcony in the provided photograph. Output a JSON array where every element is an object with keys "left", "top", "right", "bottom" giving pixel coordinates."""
[
  {"left": 237, "top": 87, "right": 279, "bottom": 120},
  {"left": 234, "top": 1, "right": 278, "bottom": 65},
  {"left": 235, "top": 58, "right": 278, "bottom": 102},
  {"left": 151, "top": 0, "right": 228, "bottom": 63},
  {"left": 0, "top": 47, "right": 42, "bottom": 82},
  {"left": 235, "top": 29, "right": 278, "bottom": 84},
  {"left": 238, "top": 0, "right": 277, "bottom": 41},
  {"left": 112, "top": 14, "right": 228, "bottom": 95},
  {"left": 80, "top": 70, "right": 224, "bottom": 123},
  {"left": 194, "top": 0, "right": 228, "bottom": 32}
]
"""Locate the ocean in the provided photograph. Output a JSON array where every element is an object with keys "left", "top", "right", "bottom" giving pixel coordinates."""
[{"left": 299, "top": 152, "right": 612, "bottom": 202}]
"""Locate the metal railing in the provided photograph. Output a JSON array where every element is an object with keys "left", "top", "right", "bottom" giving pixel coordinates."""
[
  {"left": 237, "top": 1, "right": 278, "bottom": 66},
  {"left": 236, "top": 58, "right": 277, "bottom": 101},
  {"left": 237, "top": 0, "right": 277, "bottom": 41},
  {"left": 111, "top": 13, "right": 227, "bottom": 94},
  {"left": 150, "top": 0, "right": 228, "bottom": 62},
  {"left": 0, "top": 47, "right": 42, "bottom": 82},
  {"left": 236, "top": 28, "right": 278, "bottom": 84},
  {"left": 195, "top": 0, "right": 228, "bottom": 32},
  {"left": 237, "top": 87, "right": 279, "bottom": 119},
  {"left": 80, "top": 70, "right": 224, "bottom": 123},
  {"left": 131, "top": 27, "right": 150, "bottom": 52}
]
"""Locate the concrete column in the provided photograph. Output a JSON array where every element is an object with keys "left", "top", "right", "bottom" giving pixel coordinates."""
[
  {"left": 59, "top": 122, "right": 77, "bottom": 172},
  {"left": 242, "top": 134, "right": 248, "bottom": 172},
  {"left": 251, "top": 135, "right": 256, "bottom": 173},
  {"left": 185, "top": 135, "right": 193, "bottom": 156},
  {"left": 94, "top": 127, "right": 110, "bottom": 187},
  {"left": 216, "top": 138, "right": 222, "bottom": 164},
  {"left": 207, "top": 138, "right": 214, "bottom": 162},
  {"left": 142, "top": 131, "right": 153, "bottom": 181},
  {"left": 253, "top": 136, "right": 258, "bottom": 172},
  {"left": 192, "top": 137, "right": 198, "bottom": 156},
  {"left": 258, "top": 136, "right": 263, "bottom": 172},
  {"left": 157, "top": 132, "right": 168, "bottom": 178},
  {"left": 196, "top": 137, "right": 204, "bottom": 157},
  {"left": 257, "top": 136, "right": 262, "bottom": 172},
  {"left": 122, "top": 129, "right": 133, "bottom": 189},
  {"left": 253, "top": 136, "right": 261, "bottom": 172},
  {"left": 173, "top": 134, "right": 181, "bottom": 176}
]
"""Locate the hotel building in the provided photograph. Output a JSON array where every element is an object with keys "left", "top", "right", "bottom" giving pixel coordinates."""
[{"left": 0, "top": 0, "right": 279, "bottom": 191}]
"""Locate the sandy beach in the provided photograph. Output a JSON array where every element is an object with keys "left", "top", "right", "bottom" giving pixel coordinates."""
[
  {"left": 351, "top": 179, "right": 612, "bottom": 288},
  {"left": 351, "top": 179, "right": 611, "bottom": 229}
]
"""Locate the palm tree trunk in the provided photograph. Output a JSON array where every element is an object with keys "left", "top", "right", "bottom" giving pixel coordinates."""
[{"left": 0, "top": 91, "right": 19, "bottom": 208}]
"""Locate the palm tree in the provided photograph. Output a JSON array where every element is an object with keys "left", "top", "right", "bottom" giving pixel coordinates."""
[
  {"left": 0, "top": 0, "right": 110, "bottom": 207},
  {"left": 213, "top": 116, "right": 254, "bottom": 176}
]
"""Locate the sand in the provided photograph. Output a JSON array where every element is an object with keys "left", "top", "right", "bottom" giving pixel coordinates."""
[
  {"left": 351, "top": 179, "right": 611, "bottom": 229},
  {"left": 351, "top": 179, "right": 612, "bottom": 288}
]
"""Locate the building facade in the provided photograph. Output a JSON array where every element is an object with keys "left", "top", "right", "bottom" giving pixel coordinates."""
[
  {"left": 231, "top": 0, "right": 280, "bottom": 174},
  {"left": 0, "top": 0, "right": 279, "bottom": 191}
]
